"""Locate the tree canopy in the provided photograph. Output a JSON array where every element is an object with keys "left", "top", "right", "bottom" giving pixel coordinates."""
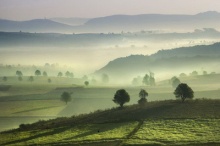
[
  {"left": 35, "top": 70, "right": 41, "bottom": 76},
  {"left": 174, "top": 83, "right": 194, "bottom": 102},
  {"left": 113, "top": 89, "right": 130, "bottom": 107},
  {"left": 171, "top": 76, "right": 181, "bottom": 88},
  {"left": 84, "top": 81, "right": 89, "bottom": 86},
  {"left": 58, "top": 72, "right": 63, "bottom": 77},
  {"left": 16, "top": 70, "right": 23, "bottom": 76},
  {"left": 138, "top": 89, "right": 148, "bottom": 106},
  {"left": 60, "top": 91, "right": 72, "bottom": 104},
  {"left": 43, "top": 71, "right": 47, "bottom": 76}
]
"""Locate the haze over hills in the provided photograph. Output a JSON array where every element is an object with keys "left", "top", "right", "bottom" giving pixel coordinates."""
[
  {"left": 0, "top": 11, "right": 220, "bottom": 33},
  {"left": 50, "top": 17, "right": 90, "bottom": 26},
  {"left": 95, "top": 43, "right": 220, "bottom": 80},
  {"left": 0, "top": 19, "right": 73, "bottom": 33}
]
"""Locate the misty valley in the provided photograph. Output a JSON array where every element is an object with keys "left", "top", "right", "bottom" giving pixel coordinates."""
[{"left": 0, "top": 11, "right": 220, "bottom": 146}]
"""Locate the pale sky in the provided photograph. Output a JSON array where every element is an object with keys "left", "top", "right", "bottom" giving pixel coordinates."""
[{"left": 0, "top": 0, "right": 220, "bottom": 20}]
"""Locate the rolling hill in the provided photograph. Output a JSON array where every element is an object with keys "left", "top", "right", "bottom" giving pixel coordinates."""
[
  {"left": 82, "top": 11, "right": 220, "bottom": 32},
  {"left": 0, "top": 99, "right": 219, "bottom": 146},
  {"left": 0, "top": 19, "right": 73, "bottom": 33},
  {"left": 1, "top": 11, "right": 220, "bottom": 33},
  {"left": 95, "top": 43, "right": 220, "bottom": 79}
]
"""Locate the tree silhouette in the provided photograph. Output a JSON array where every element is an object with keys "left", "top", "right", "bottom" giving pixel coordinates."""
[
  {"left": 179, "top": 73, "right": 187, "bottom": 78},
  {"left": 16, "top": 70, "right": 23, "bottom": 76},
  {"left": 69, "top": 72, "right": 74, "bottom": 78},
  {"left": 35, "top": 70, "right": 41, "bottom": 76},
  {"left": 84, "top": 81, "right": 89, "bottom": 86},
  {"left": 174, "top": 83, "right": 194, "bottom": 102},
  {"left": 138, "top": 89, "right": 148, "bottom": 106},
  {"left": 170, "top": 76, "right": 181, "bottom": 88},
  {"left": 65, "top": 71, "right": 70, "bottom": 77},
  {"left": 2, "top": 76, "right": 7, "bottom": 82},
  {"left": 190, "top": 71, "right": 198, "bottom": 76},
  {"left": 58, "top": 72, "right": 63, "bottom": 77},
  {"left": 43, "top": 71, "right": 47, "bottom": 76},
  {"left": 139, "top": 89, "right": 148, "bottom": 99},
  {"left": 113, "top": 89, "right": 130, "bottom": 107},
  {"left": 142, "top": 74, "right": 149, "bottom": 85},
  {"left": 60, "top": 91, "right": 72, "bottom": 104}
]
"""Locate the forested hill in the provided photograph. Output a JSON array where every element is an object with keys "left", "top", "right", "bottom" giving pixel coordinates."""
[
  {"left": 95, "top": 43, "right": 220, "bottom": 79},
  {"left": 151, "top": 42, "right": 220, "bottom": 59}
]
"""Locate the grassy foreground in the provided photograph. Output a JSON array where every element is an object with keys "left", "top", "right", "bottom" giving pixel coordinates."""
[{"left": 0, "top": 99, "right": 220, "bottom": 146}]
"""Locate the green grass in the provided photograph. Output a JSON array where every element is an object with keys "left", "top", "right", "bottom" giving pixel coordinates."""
[
  {"left": 0, "top": 100, "right": 65, "bottom": 116},
  {"left": 0, "top": 122, "right": 138, "bottom": 145},
  {"left": 1, "top": 119, "right": 219, "bottom": 146},
  {"left": 1, "top": 75, "right": 220, "bottom": 145},
  {"left": 125, "top": 119, "right": 220, "bottom": 146}
]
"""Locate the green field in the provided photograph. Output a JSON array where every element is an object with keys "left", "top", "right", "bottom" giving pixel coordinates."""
[{"left": 0, "top": 75, "right": 220, "bottom": 145}]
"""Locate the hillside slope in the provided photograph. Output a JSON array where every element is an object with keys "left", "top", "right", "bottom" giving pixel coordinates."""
[
  {"left": 0, "top": 99, "right": 219, "bottom": 146},
  {"left": 95, "top": 43, "right": 220, "bottom": 79}
]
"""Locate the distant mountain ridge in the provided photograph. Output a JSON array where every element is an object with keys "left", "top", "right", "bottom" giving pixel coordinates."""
[
  {"left": 1, "top": 11, "right": 220, "bottom": 33},
  {"left": 151, "top": 43, "right": 220, "bottom": 59},
  {"left": 0, "top": 19, "right": 73, "bottom": 33}
]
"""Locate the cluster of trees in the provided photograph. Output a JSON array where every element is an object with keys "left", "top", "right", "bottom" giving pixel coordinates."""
[
  {"left": 132, "top": 72, "right": 155, "bottom": 86},
  {"left": 112, "top": 83, "right": 194, "bottom": 108},
  {"left": 179, "top": 70, "right": 216, "bottom": 78},
  {"left": 57, "top": 71, "right": 74, "bottom": 78}
]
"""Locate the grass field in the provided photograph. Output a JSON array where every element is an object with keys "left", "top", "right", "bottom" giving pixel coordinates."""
[
  {"left": 0, "top": 119, "right": 219, "bottom": 146},
  {"left": 125, "top": 119, "right": 220, "bottom": 146},
  {"left": 0, "top": 75, "right": 220, "bottom": 145}
]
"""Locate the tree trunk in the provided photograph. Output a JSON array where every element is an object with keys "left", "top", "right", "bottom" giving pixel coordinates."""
[
  {"left": 120, "top": 103, "right": 123, "bottom": 108},
  {"left": 181, "top": 97, "right": 185, "bottom": 102}
]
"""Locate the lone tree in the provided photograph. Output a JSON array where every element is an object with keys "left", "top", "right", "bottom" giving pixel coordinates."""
[
  {"left": 113, "top": 89, "right": 130, "bottom": 108},
  {"left": 60, "top": 91, "right": 72, "bottom": 104},
  {"left": 138, "top": 89, "right": 148, "bottom": 106},
  {"left": 84, "top": 81, "right": 89, "bottom": 86},
  {"left": 58, "top": 72, "right": 63, "bottom": 77},
  {"left": 43, "top": 71, "right": 47, "bottom": 76},
  {"left": 35, "top": 70, "right": 41, "bottom": 76},
  {"left": 174, "top": 83, "right": 194, "bottom": 102},
  {"left": 16, "top": 70, "right": 23, "bottom": 76},
  {"left": 170, "top": 76, "right": 181, "bottom": 88},
  {"left": 65, "top": 71, "right": 70, "bottom": 77},
  {"left": 2, "top": 76, "right": 7, "bottom": 82}
]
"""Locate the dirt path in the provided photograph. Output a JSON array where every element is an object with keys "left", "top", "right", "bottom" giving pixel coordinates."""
[{"left": 117, "top": 120, "right": 144, "bottom": 146}]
